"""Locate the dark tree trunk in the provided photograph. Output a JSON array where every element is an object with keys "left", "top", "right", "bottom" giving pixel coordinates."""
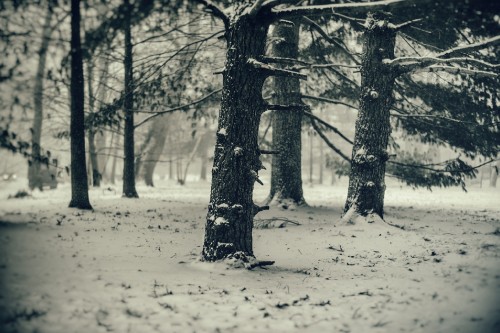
[
  {"left": 142, "top": 115, "right": 169, "bottom": 187},
  {"left": 343, "top": 14, "right": 396, "bottom": 220},
  {"left": 266, "top": 20, "right": 305, "bottom": 206},
  {"left": 86, "top": 60, "right": 101, "bottom": 187},
  {"left": 202, "top": 13, "right": 270, "bottom": 262},
  {"left": 68, "top": 0, "right": 92, "bottom": 210},
  {"left": 122, "top": 0, "right": 138, "bottom": 198},
  {"left": 29, "top": 3, "right": 53, "bottom": 190}
]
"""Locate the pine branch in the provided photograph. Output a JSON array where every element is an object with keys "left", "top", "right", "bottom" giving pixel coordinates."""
[
  {"left": 386, "top": 56, "right": 499, "bottom": 72},
  {"left": 248, "top": 58, "right": 307, "bottom": 80},
  {"left": 301, "top": 94, "right": 358, "bottom": 110},
  {"left": 303, "top": 111, "right": 354, "bottom": 145},
  {"left": 387, "top": 158, "right": 498, "bottom": 174},
  {"left": 310, "top": 120, "right": 351, "bottom": 163}
]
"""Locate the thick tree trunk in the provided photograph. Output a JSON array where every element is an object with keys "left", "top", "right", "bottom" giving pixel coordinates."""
[
  {"left": 122, "top": 0, "right": 138, "bottom": 198},
  {"left": 202, "top": 14, "right": 270, "bottom": 262},
  {"left": 29, "top": 4, "right": 53, "bottom": 190},
  {"left": 266, "top": 20, "right": 305, "bottom": 206},
  {"left": 68, "top": 0, "right": 92, "bottom": 210},
  {"left": 343, "top": 15, "right": 396, "bottom": 220}
]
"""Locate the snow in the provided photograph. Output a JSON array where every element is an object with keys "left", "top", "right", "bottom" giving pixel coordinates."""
[
  {"left": 0, "top": 178, "right": 499, "bottom": 332},
  {"left": 214, "top": 216, "right": 229, "bottom": 225},
  {"left": 217, "top": 128, "right": 227, "bottom": 136}
]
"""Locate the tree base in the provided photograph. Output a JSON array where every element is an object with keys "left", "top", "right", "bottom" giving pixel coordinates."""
[
  {"left": 263, "top": 195, "right": 307, "bottom": 210},
  {"left": 68, "top": 199, "right": 93, "bottom": 210},
  {"left": 122, "top": 191, "right": 139, "bottom": 198},
  {"left": 339, "top": 204, "right": 385, "bottom": 226}
]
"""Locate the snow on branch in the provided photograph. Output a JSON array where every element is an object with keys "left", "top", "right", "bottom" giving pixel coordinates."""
[
  {"left": 387, "top": 18, "right": 422, "bottom": 31},
  {"left": 134, "top": 88, "right": 222, "bottom": 128},
  {"left": 437, "top": 35, "right": 500, "bottom": 59},
  {"left": 301, "top": 94, "right": 358, "bottom": 110},
  {"left": 412, "top": 65, "right": 498, "bottom": 78},
  {"left": 265, "top": 104, "right": 311, "bottom": 112},
  {"left": 303, "top": 111, "right": 354, "bottom": 145},
  {"left": 272, "top": 0, "right": 421, "bottom": 19},
  {"left": 310, "top": 119, "right": 351, "bottom": 163},
  {"left": 385, "top": 56, "right": 499, "bottom": 70},
  {"left": 260, "top": 56, "right": 310, "bottom": 67},
  {"left": 247, "top": 58, "right": 307, "bottom": 80}
]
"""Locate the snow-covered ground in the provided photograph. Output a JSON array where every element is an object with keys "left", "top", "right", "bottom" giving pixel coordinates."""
[{"left": 0, "top": 178, "right": 499, "bottom": 333}]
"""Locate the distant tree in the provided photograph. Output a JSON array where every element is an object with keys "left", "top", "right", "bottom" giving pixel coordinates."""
[
  {"left": 69, "top": 0, "right": 92, "bottom": 209},
  {"left": 28, "top": 1, "right": 54, "bottom": 190}
]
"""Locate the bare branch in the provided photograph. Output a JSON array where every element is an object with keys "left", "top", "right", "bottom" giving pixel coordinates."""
[
  {"left": 248, "top": 58, "right": 307, "bottom": 80},
  {"left": 134, "top": 88, "right": 222, "bottom": 128},
  {"left": 301, "top": 16, "right": 361, "bottom": 65},
  {"left": 248, "top": 0, "right": 267, "bottom": 17},
  {"left": 303, "top": 112, "right": 354, "bottom": 145},
  {"left": 195, "top": 0, "right": 230, "bottom": 30},
  {"left": 260, "top": 56, "right": 310, "bottom": 66},
  {"left": 310, "top": 119, "right": 351, "bottom": 163},
  {"left": 301, "top": 94, "right": 358, "bottom": 110},
  {"left": 265, "top": 104, "right": 311, "bottom": 112}
]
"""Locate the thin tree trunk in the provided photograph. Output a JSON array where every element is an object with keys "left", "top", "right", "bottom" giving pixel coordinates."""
[
  {"left": 86, "top": 59, "right": 101, "bottom": 187},
  {"left": 202, "top": 14, "right": 269, "bottom": 262},
  {"left": 142, "top": 115, "right": 169, "bottom": 186},
  {"left": 490, "top": 162, "right": 498, "bottom": 187},
  {"left": 69, "top": 0, "right": 92, "bottom": 209},
  {"left": 110, "top": 132, "right": 120, "bottom": 185},
  {"left": 343, "top": 14, "right": 397, "bottom": 220},
  {"left": 266, "top": 20, "right": 305, "bottom": 206},
  {"left": 122, "top": 0, "right": 138, "bottom": 198},
  {"left": 319, "top": 136, "right": 324, "bottom": 184},
  {"left": 180, "top": 134, "right": 203, "bottom": 185},
  {"left": 200, "top": 150, "right": 207, "bottom": 181},
  {"left": 309, "top": 130, "right": 313, "bottom": 184},
  {"left": 29, "top": 3, "right": 53, "bottom": 190}
]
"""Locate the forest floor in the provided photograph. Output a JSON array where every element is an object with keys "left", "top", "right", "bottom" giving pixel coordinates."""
[{"left": 0, "top": 178, "right": 499, "bottom": 333}]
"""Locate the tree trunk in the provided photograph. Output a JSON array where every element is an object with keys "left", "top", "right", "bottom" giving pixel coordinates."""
[
  {"left": 122, "top": 0, "right": 138, "bottom": 198},
  {"left": 110, "top": 132, "right": 120, "bottom": 185},
  {"left": 142, "top": 115, "right": 169, "bottom": 187},
  {"left": 86, "top": 59, "right": 101, "bottom": 187},
  {"left": 134, "top": 127, "right": 154, "bottom": 180},
  {"left": 202, "top": 14, "right": 269, "bottom": 262},
  {"left": 490, "top": 162, "right": 498, "bottom": 187},
  {"left": 343, "top": 14, "right": 396, "bottom": 220},
  {"left": 29, "top": 3, "right": 53, "bottom": 190},
  {"left": 200, "top": 151, "right": 207, "bottom": 181},
  {"left": 319, "top": 137, "right": 324, "bottom": 184},
  {"left": 266, "top": 20, "right": 305, "bottom": 206},
  {"left": 68, "top": 0, "right": 92, "bottom": 210}
]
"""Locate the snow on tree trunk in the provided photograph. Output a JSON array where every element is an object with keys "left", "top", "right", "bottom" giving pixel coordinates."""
[
  {"left": 202, "top": 14, "right": 269, "bottom": 262},
  {"left": 266, "top": 20, "right": 305, "bottom": 207},
  {"left": 343, "top": 14, "right": 396, "bottom": 220},
  {"left": 29, "top": 4, "right": 53, "bottom": 191},
  {"left": 122, "top": 0, "right": 138, "bottom": 198},
  {"left": 68, "top": 0, "right": 92, "bottom": 210}
]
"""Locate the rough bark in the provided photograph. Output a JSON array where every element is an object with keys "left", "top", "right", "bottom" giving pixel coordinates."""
[
  {"left": 343, "top": 14, "right": 396, "bottom": 219},
  {"left": 122, "top": 0, "right": 138, "bottom": 198},
  {"left": 68, "top": 0, "right": 92, "bottom": 210},
  {"left": 266, "top": 20, "right": 305, "bottom": 206},
  {"left": 202, "top": 13, "right": 270, "bottom": 262},
  {"left": 28, "top": 3, "right": 53, "bottom": 190}
]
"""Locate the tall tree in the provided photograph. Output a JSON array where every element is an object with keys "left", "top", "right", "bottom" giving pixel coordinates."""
[
  {"left": 28, "top": 1, "right": 53, "bottom": 190},
  {"left": 122, "top": 0, "right": 139, "bottom": 198},
  {"left": 69, "top": 0, "right": 92, "bottom": 209},
  {"left": 266, "top": 19, "right": 306, "bottom": 207}
]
